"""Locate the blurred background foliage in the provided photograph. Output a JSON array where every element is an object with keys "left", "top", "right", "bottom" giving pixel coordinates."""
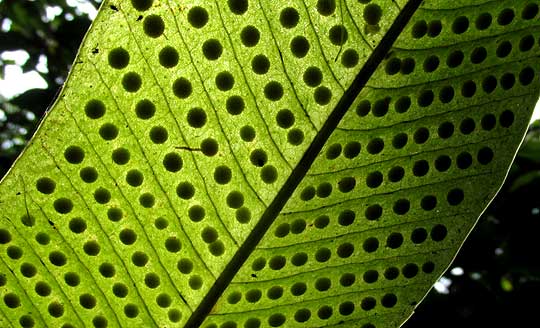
[
  {"left": 0, "top": 0, "right": 98, "bottom": 172},
  {"left": 1, "top": 1, "right": 539, "bottom": 326}
]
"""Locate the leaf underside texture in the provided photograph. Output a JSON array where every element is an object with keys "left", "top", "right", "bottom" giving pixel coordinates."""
[{"left": 0, "top": 0, "right": 539, "bottom": 327}]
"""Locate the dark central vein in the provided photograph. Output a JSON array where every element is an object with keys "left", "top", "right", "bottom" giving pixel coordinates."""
[{"left": 184, "top": 0, "right": 423, "bottom": 326}]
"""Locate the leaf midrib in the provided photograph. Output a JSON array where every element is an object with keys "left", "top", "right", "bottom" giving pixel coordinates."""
[
  {"left": 2, "top": 0, "right": 423, "bottom": 324},
  {"left": 185, "top": 0, "right": 424, "bottom": 326}
]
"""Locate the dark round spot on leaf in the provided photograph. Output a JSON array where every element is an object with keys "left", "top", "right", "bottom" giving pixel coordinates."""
[
  {"left": 384, "top": 267, "right": 399, "bottom": 280},
  {"left": 497, "top": 8, "right": 514, "bottom": 26},
  {"left": 367, "top": 138, "right": 384, "bottom": 154},
  {"left": 386, "top": 232, "right": 403, "bottom": 249},
  {"left": 435, "top": 155, "right": 452, "bottom": 172},
  {"left": 240, "top": 125, "right": 255, "bottom": 141},
  {"left": 373, "top": 97, "right": 390, "bottom": 117},
  {"left": 139, "top": 193, "right": 155, "bottom": 208},
  {"left": 112, "top": 148, "right": 130, "bottom": 165},
  {"left": 476, "top": 12, "right": 492, "bottom": 30},
  {"left": 457, "top": 152, "right": 473, "bottom": 169},
  {"left": 343, "top": 142, "right": 360, "bottom": 159},
  {"left": 411, "top": 228, "right": 428, "bottom": 244},
  {"left": 108, "top": 48, "right": 129, "bottom": 69},
  {"left": 522, "top": 3, "right": 539, "bottom": 19},
  {"left": 452, "top": 16, "right": 469, "bottom": 34},
  {"left": 392, "top": 133, "right": 408, "bottom": 149},
  {"left": 228, "top": 0, "right": 248, "bottom": 15},
  {"left": 250, "top": 149, "right": 267, "bottom": 167},
  {"left": 314, "top": 86, "right": 332, "bottom": 105},
  {"left": 481, "top": 114, "right": 496, "bottom": 131},
  {"left": 431, "top": 224, "right": 448, "bottom": 241},
  {"left": 176, "top": 182, "right": 195, "bottom": 200},
  {"left": 460, "top": 117, "right": 476, "bottom": 135},
  {"left": 49, "top": 251, "right": 67, "bottom": 266},
  {"left": 187, "top": 107, "right": 207, "bottom": 127},
  {"left": 496, "top": 41, "right": 512, "bottom": 58},
  {"left": 202, "top": 39, "right": 223, "bottom": 60},
  {"left": 519, "top": 67, "right": 535, "bottom": 85},
  {"left": 386, "top": 57, "right": 401, "bottom": 75},
  {"left": 189, "top": 205, "right": 205, "bottom": 222},
  {"left": 201, "top": 138, "right": 219, "bottom": 156},
  {"left": 461, "top": 80, "right": 477, "bottom": 98},
  {"left": 388, "top": 166, "right": 404, "bottom": 182},
  {"left": 363, "top": 237, "right": 379, "bottom": 253},
  {"left": 287, "top": 128, "right": 304, "bottom": 145},
  {"left": 143, "top": 15, "right": 165, "bottom": 38},
  {"left": 276, "top": 109, "right": 294, "bottom": 128},
  {"left": 313, "top": 215, "right": 330, "bottom": 229},
  {"left": 159, "top": 46, "right": 179, "bottom": 68},
  {"left": 48, "top": 302, "right": 64, "bottom": 317},
  {"left": 423, "top": 55, "right": 439, "bottom": 72},
  {"left": 470, "top": 47, "right": 487, "bottom": 64},
  {"left": 329, "top": 25, "right": 348, "bottom": 46},
  {"left": 341, "top": 49, "right": 359, "bottom": 68},
  {"left": 149, "top": 126, "right": 168, "bottom": 144},
  {"left": 500, "top": 110, "right": 514, "bottom": 128},
  {"left": 428, "top": 20, "right": 442, "bottom": 37},
  {"left": 119, "top": 229, "right": 137, "bottom": 245},
  {"left": 519, "top": 35, "right": 535, "bottom": 52},
  {"left": 122, "top": 72, "right": 142, "bottom": 92},
  {"left": 64, "top": 146, "right": 84, "bottom": 164},
  {"left": 401, "top": 57, "right": 415, "bottom": 74},
  {"left": 107, "top": 208, "right": 123, "bottom": 222},
  {"left": 240, "top": 25, "right": 260, "bottom": 47},
  {"left": 93, "top": 187, "right": 111, "bottom": 204},
  {"left": 478, "top": 147, "right": 494, "bottom": 165},
  {"left": 412, "top": 20, "right": 427, "bottom": 38},
  {"left": 173, "top": 77, "right": 192, "bottom": 99},
  {"left": 214, "top": 165, "right": 232, "bottom": 184},
  {"left": 290, "top": 36, "right": 310, "bottom": 58},
  {"left": 85, "top": 99, "right": 106, "bottom": 119},
  {"left": 363, "top": 270, "right": 378, "bottom": 283},
  {"left": 447, "top": 188, "right": 464, "bottom": 205},
  {"left": 317, "top": 0, "right": 335, "bottom": 16},
  {"left": 338, "top": 177, "right": 356, "bottom": 193},
  {"left": 135, "top": 99, "right": 155, "bottom": 119},
  {"left": 303, "top": 66, "right": 323, "bottom": 87},
  {"left": 69, "top": 217, "right": 87, "bottom": 234},
  {"left": 280, "top": 7, "right": 299, "bottom": 28},
  {"left": 165, "top": 237, "right": 181, "bottom": 252},
  {"left": 226, "top": 191, "right": 244, "bottom": 209},
  {"left": 413, "top": 160, "right": 429, "bottom": 177},
  {"left": 251, "top": 54, "right": 270, "bottom": 74},
  {"left": 36, "top": 177, "right": 55, "bottom": 194},
  {"left": 393, "top": 199, "right": 410, "bottom": 215},
  {"left": 417, "top": 90, "right": 434, "bottom": 107},
  {"left": 188, "top": 6, "right": 209, "bottom": 28},
  {"left": 318, "top": 305, "right": 333, "bottom": 319},
  {"left": 54, "top": 198, "right": 73, "bottom": 214},
  {"left": 264, "top": 81, "right": 284, "bottom": 101},
  {"left": 366, "top": 171, "right": 383, "bottom": 188},
  {"left": 131, "top": 0, "right": 153, "bottom": 11},
  {"left": 215, "top": 71, "right": 235, "bottom": 91},
  {"left": 414, "top": 127, "right": 429, "bottom": 144},
  {"left": 99, "top": 123, "right": 118, "bottom": 140},
  {"left": 364, "top": 4, "right": 382, "bottom": 25},
  {"left": 447, "top": 50, "right": 464, "bottom": 68},
  {"left": 163, "top": 152, "right": 182, "bottom": 172}
]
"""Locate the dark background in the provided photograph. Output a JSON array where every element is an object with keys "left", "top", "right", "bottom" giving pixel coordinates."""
[{"left": 1, "top": 1, "right": 539, "bottom": 326}]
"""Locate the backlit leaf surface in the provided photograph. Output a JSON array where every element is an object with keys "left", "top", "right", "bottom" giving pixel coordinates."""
[{"left": 0, "top": 0, "right": 539, "bottom": 327}]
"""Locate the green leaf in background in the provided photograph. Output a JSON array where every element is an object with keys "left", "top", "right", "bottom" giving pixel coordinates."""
[{"left": 0, "top": 0, "right": 538, "bottom": 327}]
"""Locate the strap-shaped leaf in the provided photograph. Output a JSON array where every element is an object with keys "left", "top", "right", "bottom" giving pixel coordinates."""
[{"left": 0, "top": 0, "right": 538, "bottom": 327}]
